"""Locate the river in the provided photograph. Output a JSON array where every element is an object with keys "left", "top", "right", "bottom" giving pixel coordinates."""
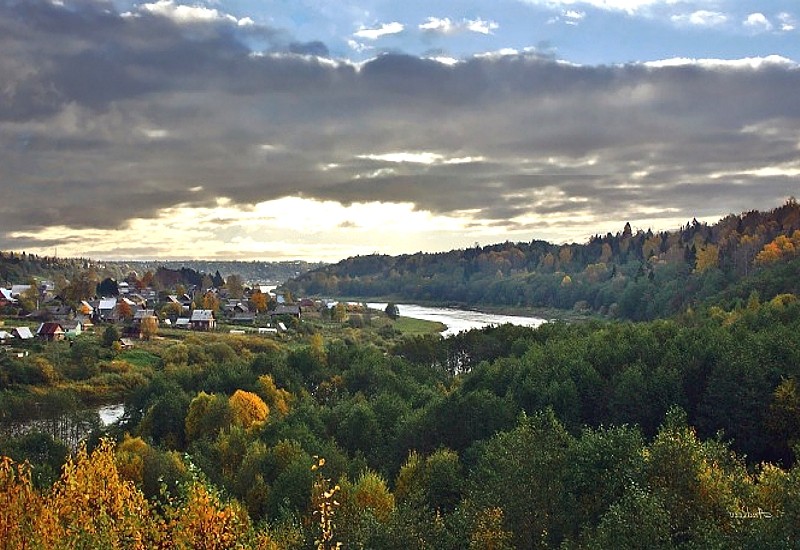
[{"left": 368, "top": 303, "right": 546, "bottom": 336}]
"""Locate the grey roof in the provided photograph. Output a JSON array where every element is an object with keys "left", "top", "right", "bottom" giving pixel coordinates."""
[
  {"left": 272, "top": 304, "right": 301, "bottom": 316},
  {"left": 190, "top": 309, "right": 215, "bottom": 322},
  {"left": 133, "top": 309, "right": 156, "bottom": 320},
  {"left": 99, "top": 298, "right": 117, "bottom": 310}
]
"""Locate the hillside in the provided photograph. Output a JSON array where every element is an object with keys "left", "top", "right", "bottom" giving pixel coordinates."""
[{"left": 285, "top": 200, "right": 800, "bottom": 320}]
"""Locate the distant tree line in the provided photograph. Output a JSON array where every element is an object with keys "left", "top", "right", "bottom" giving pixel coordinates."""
[{"left": 286, "top": 200, "right": 800, "bottom": 320}]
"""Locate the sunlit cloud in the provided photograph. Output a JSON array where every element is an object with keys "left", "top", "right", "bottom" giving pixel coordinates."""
[
  {"left": 130, "top": 0, "right": 250, "bottom": 26},
  {"left": 353, "top": 22, "right": 404, "bottom": 40}
]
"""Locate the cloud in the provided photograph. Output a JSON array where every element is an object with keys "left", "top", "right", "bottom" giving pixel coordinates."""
[
  {"left": 133, "top": 0, "right": 251, "bottom": 26},
  {"left": 2, "top": 1, "right": 800, "bottom": 258},
  {"left": 419, "top": 17, "right": 499, "bottom": 35},
  {"left": 522, "top": 0, "right": 666, "bottom": 16},
  {"left": 743, "top": 12, "right": 773, "bottom": 32},
  {"left": 671, "top": 10, "right": 728, "bottom": 28},
  {"left": 777, "top": 12, "right": 796, "bottom": 32},
  {"left": 353, "top": 22, "right": 404, "bottom": 40}
]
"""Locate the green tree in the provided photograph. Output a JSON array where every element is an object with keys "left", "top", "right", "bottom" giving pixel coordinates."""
[
  {"left": 102, "top": 325, "right": 120, "bottom": 348},
  {"left": 385, "top": 302, "right": 400, "bottom": 320}
]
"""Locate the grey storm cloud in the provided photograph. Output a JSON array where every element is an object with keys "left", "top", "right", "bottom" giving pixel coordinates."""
[{"left": 1, "top": 0, "right": 800, "bottom": 249}]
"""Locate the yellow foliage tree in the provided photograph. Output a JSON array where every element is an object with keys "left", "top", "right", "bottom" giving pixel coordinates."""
[
  {"left": 48, "top": 440, "right": 158, "bottom": 548},
  {"left": 0, "top": 456, "right": 50, "bottom": 548},
  {"left": 139, "top": 315, "right": 158, "bottom": 340},
  {"left": 694, "top": 244, "right": 719, "bottom": 273},
  {"left": 229, "top": 389, "right": 269, "bottom": 430},
  {"left": 470, "top": 507, "right": 514, "bottom": 550},
  {"left": 166, "top": 482, "right": 251, "bottom": 550},
  {"left": 257, "top": 375, "right": 292, "bottom": 417},
  {"left": 116, "top": 434, "right": 152, "bottom": 486},
  {"left": 351, "top": 471, "right": 394, "bottom": 523}
]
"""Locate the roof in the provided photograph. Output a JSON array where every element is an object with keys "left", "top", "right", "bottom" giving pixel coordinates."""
[
  {"left": 190, "top": 309, "right": 215, "bottom": 322},
  {"left": 12, "top": 327, "right": 33, "bottom": 339},
  {"left": 133, "top": 309, "right": 156, "bottom": 320},
  {"left": 0, "top": 288, "right": 15, "bottom": 301},
  {"left": 272, "top": 304, "right": 301, "bottom": 315},
  {"left": 37, "top": 322, "right": 64, "bottom": 336},
  {"left": 99, "top": 298, "right": 117, "bottom": 310},
  {"left": 175, "top": 318, "right": 191, "bottom": 326},
  {"left": 0, "top": 330, "right": 12, "bottom": 340},
  {"left": 10, "top": 285, "right": 32, "bottom": 297}
]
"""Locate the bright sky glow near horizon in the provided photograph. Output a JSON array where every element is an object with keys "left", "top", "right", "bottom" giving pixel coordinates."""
[{"left": 1, "top": 0, "right": 799, "bottom": 261}]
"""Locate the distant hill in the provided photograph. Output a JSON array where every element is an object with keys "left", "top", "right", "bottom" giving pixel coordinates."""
[
  {"left": 103, "top": 260, "right": 325, "bottom": 286},
  {"left": 285, "top": 200, "right": 800, "bottom": 320},
  {"left": 0, "top": 254, "right": 324, "bottom": 289}
]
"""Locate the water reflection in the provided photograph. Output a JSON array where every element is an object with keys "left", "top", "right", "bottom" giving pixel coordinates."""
[{"left": 368, "top": 303, "right": 545, "bottom": 336}]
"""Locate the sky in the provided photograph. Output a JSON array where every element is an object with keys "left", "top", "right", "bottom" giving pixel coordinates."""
[{"left": 1, "top": 0, "right": 799, "bottom": 262}]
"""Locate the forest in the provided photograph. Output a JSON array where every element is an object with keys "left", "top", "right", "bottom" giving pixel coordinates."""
[
  {"left": 285, "top": 200, "right": 800, "bottom": 320},
  {"left": 1, "top": 202, "right": 800, "bottom": 548},
  {"left": 1, "top": 295, "right": 799, "bottom": 547}
]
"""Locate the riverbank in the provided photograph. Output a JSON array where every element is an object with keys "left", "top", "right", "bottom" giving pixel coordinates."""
[{"left": 347, "top": 296, "right": 601, "bottom": 323}]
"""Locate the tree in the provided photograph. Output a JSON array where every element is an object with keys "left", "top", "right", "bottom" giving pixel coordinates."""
[
  {"left": 97, "top": 277, "right": 119, "bottom": 297},
  {"left": 102, "top": 325, "right": 120, "bottom": 348},
  {"left": 332, "top": 302, "right": 348, "bottom": 323},
  {"left": 228, "top": 389, "right": 269, "bottom": 430},
  {"left": 249, "top": 290, "right": 268, "bottom": 313},
  {"left": 185, "top": 392, "right": 230, "bottom": 442},
  {"left": 116, "top": 300, "right": 133, "bottom": 320},
  {"left": 385, "top": 302, "right": 400, "bottom": 320},
  {"left": 225, "top": 274, "right": 245, "bottom": 299},
  {"left": 139, "top": 315, "right": 158, "bottom": 340}
]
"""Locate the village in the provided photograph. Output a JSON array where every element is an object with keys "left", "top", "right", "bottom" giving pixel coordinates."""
[{"left": 0, "top": 272, "right": 372, "bottom": 353}]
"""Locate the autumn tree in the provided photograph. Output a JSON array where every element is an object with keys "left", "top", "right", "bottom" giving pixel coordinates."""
[
  {"left": 694, "top": 244, "right": 719, "bottom": 273},
  {"left": 116, "top": 299, "right": 133, "bottom": 320},
  {"left": 249, "top": 290, "right": 268, "bottom": 313},
  {"left": 332, "top": 302, "right": 347, "bottom": 323},
  {"left": 139, "top": 315, "right": 158, "bottom": 340},
  {"left": 229, "top": 389, "right": 269, "bottom": 430}
]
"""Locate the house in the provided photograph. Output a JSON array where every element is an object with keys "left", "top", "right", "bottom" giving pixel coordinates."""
[
  {"left": 118, "top": 338, "right": 134, "bottom": 350},
  {"left": 45, "top": 305, "right": 73, "bottom": 321},
  {"left": 97, "top": 298, "right": 118, "bottom": 321},
  {"left": 36, "top": 322, "right": 65, "bottom": 341},
  {"left": 190, "top": 309, "right": 216, "bottom": 331},
  {"left": 270, "top": 304, "right": 301, "bottom": 318},
  {"left": 231, "top": 312, "right": 256, "bottom": 325},
  {"left": 0, "top": 330, "right": 12, "bottom": 343},
  {"left": 10, "top": 285, "right": 32, "bottom": 298},
  {"left": 175, "top": 318, "right": 191, "bottom": 329},
  {"left": 133, "top": 309, "right": 156, "bottom": 324},
  {"left": 11, "top": 327, "right": 33, "bottom": 340},
  {"left": 61, "top": 320, "right": 84, "bottom": 339},
  {"left": 0, "top": 288, "right": 15, "bottom": 305},
  {"left": 75, "top": 314, "right": 94, "bottom": 331}
]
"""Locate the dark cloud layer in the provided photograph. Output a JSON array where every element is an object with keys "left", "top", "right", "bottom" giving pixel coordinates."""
[{"left": 1, "top": 0, "right": 799, "bottom": 251}]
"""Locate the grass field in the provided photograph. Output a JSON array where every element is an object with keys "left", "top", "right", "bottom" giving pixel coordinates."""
[{"left": 392, "top": 316, "right": 446, "bottom": 335}]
